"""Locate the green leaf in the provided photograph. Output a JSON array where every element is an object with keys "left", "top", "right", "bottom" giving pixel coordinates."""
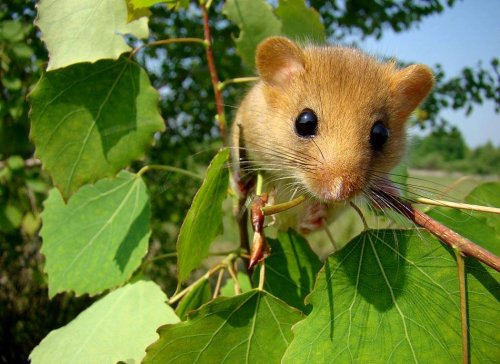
[
  {"left": 30, "top": 280, "right": 179, "bottom": 364},
  {"left": 175, "top": 278, "right": 212, "bottom": 320},
  {"left": 223, "top": 0, "right": 282, "bottom": 68},
  {"left": 221, "top": 272, "right": 253, "bottom": 296},
  {"left": 22, "top": 212, "right": 41, "bottom": 236},
  {"left": 283, "top": 229, "right": 500, "bottom": 363},
  {"left": 252, "top": 229, "right": 322, "bottom": 312},
  {"left": 465, "top": 182, "right": 500, "bottom": 235},
  {"left": 41, "top": 171, "right": 151, "bottom": 297},
  {"left": 176, "top": 149, "right": 229, "bottom": 284},
  {"left": 30, "top": 58, "right": 164, "bottom": 198},
  {"left": 144, "top": 290, "right": 303, "bottom": 363},
  {"left": 35, "top": 0, "right": 149, "bottom": 70},
  {"left": 427, "top": 182, "right": 500, "bottom": 256},
  {"left": 0, "top": 203, "right": 22, "bottom": 232},
  {"left": 6, "top": 155, "right": 24, "bottom": 170},
  {"left": 130, "top": 0, "right": 182, "bottom": 9},
  {"left": 0, "top": 20, "right": 24, "bottom": 42},
  {"left": 275, "top": 0, "right": 326, "bottom": 43}
]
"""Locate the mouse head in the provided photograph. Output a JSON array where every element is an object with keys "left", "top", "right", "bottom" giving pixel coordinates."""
[{"left": 251, "top": 36, "right": 434, "bottom": 202}]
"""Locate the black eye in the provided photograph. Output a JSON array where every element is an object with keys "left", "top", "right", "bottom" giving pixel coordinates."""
[
  {"left": 295, "top": 109, "right": 318, "bottom": 138},
  {"left": 370, "top": 122, "right": 389, "bottom": 151}
]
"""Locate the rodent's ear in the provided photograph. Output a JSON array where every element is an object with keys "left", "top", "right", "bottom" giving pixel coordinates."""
[
  {"left": 256, "top": 36, "right": 305, "bottom": 86},
  {"left": 391, "top": 64, "right": 434, "bottom": 118}
]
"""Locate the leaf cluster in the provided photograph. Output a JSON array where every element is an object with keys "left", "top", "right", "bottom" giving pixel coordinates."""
[{"left": 0, "top": 0, "right": 498, "bottom": 362}]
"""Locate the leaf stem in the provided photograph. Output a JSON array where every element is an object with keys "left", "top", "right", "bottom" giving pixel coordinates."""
[
  {"left": 168, "top": 253, "right": 239, "bottom": 305},
  {"left": 137, "top": 164, "right": 203, "bottom": 180},
  {"left": 227, "top": 262, "right": 242, "bottom": 295},
  {"left": 256, "top": 173, "right": 263, "bottom": 196},
  {"left": 261, "top": 195, "right": 306, "bottom": 216},
  {"left": 128, "top": 37, "right": 207, "bottom": 59},
  {"left": 258, "top": 261, "right": 266, "bottom": 291},
  {"left": 218, "top": 77, "right": 259, "bottom": 91},
  {"left": 415, "top": 197, "right": 500, "bottom": 215},
  {"left": 201, "top": 3, "right": 227, "bottom": 142},
  {"left": 455, "top": 249, "right": 470, "bottom": 364},
  {"left": 350, "top": 201, "right": 368, "bottom": 230},
  {"left": 168, "top": 263, "right": 224, "bottom": 305},
  {"left": 147, "top": 252, "right": 177, "bottom": 263},
  {"left": 212, "top": 269, "right": 225, "bottom": 299},
  {"left": 323, "top": 219, "right": 338, "bottom": 251}
]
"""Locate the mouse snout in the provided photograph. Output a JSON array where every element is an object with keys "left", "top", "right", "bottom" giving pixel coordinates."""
[{"left": 308, "top": 170, "right": 365, "bottom": 202}]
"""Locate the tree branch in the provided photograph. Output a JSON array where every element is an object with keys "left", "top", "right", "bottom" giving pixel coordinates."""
[
  {"left": 376, "top": 190, "right": 500, "bottom": 272},
  {"left": 128, "top": 37, "right": 207, "bottom": 59},
  {"left": 201, "top": 3, "right": 226, "bottom": 142}
]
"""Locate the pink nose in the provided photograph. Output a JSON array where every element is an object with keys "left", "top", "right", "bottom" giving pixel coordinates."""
[{"left": 315, "top": 176, "right": 358, "bottom": 202}]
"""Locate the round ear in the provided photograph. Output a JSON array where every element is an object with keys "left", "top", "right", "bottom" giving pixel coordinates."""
[
  {"left": 255, "top": 36, "right": 305, "bottom": 86},
  {"left": 391, "top": 64, "right": 434, "bottom": 119}
]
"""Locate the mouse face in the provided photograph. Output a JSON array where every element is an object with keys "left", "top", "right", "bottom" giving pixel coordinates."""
[{"left": 234, "top": 37, "right": 434, "bottom": 203}]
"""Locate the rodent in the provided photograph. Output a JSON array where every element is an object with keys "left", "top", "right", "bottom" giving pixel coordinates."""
[{"left": 231, "top": 36, "right": 434, "bottom": 233}]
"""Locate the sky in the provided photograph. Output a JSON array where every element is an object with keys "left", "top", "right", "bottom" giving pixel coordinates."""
[{"left": 352, "top": 0, "right": 499, "bottom": 147}]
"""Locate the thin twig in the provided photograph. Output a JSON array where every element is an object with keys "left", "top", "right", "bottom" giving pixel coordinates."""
[
  {"left": 201, "top": 3, "right": 226, "bottom": 142},
  {"left": 218, "top": 77, "right": 259, "bottom": 90},
  {"left": 455, "top": 249, "right": 469, "bottom": 364},
  {"left": 350, "top": 201, "right": 369, "bottom": 230},
  {"left": 261, "top": 195, "right": 306, "bottom": 216},
  {"left": 415, "top": 197, "right": 500, "bottom": 215},
  {"left": 128, "top": 37, "right": 207, "bottom": 59},
  {"left": 168, "top": 263, "right": 223, "bottom": 305},
  {"left": 258, "top": 261, "right": 266, "bottom": 290},
  {"left": 212, "top": 269, "right": 225, "bottom": 299},
  {"left": 227, "top": 261, "right": 242, "bottom": 295},
  {"left": 146, "top": 252, "right": 177, "bottom": 263},
  {"left": 437, "top": 175, "right": 473, "bottom": 199},
  {"left": 137, "top": 164, "right": 203, "bottom": 180},
  {"left": 323, "top": 219, "right": 338, "bottom": 251}
]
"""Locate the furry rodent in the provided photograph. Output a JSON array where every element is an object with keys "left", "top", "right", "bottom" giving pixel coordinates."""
[{"left": 231, "top": 36, "right": 434, "bottom": 232}]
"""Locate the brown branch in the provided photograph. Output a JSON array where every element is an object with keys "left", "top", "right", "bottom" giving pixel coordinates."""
[
  {"left": 201, "top": 3, "right": 226, "bottom": 142},
  {"left": 128, "top": 37, "right": 206, "bottom": 59},
  {"left": 377, "top": 190, "right": 500, "bottom": 272}
]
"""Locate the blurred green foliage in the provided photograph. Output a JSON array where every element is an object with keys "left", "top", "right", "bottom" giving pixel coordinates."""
[
  {"left": 409, "top": 125, "right": 500, "bottom": 175},
  {"left": 0, "top": 0, "right": 499, "bottom": 362}
]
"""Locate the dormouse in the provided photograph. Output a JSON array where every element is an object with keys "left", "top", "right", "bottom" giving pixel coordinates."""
[{"left": 231, "top": 36, "right": 434, "bottom": 232}]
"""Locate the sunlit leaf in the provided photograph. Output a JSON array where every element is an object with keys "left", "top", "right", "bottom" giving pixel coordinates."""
[
  {"left": 427, "top": 182, "right": 500, "bottom": 256},
  {"left": 144, "top": 290, "right": 303, "bottom": 363},
  {"left": 36, "top": 0, "right": 149, "bottom": 70},
  {"left": 129, "top": 0, "right": 183, "bottom": 9},
  {"left": 176, "top": 149, "right": 229, "bottom": 285},
  {"left": 30, "top": 58, "right": 164, "bottom": 198},
  {"left": 275, "top": 0, "right": 325, "bottom": 43},
  {"left": 223, "top": 0, "right": 281, "bottom": 68},
  {"left": 30, "top": 281, "right": 179, "bottom": 364},
  {"left": 283, "top": 229, "right": 500, "bottom": 363},
  {"left": 41, "top": 171, "right": 151, "bottom": 297},
  {"left": 252, "top": 229, "right": 322, "bottom": 312}
]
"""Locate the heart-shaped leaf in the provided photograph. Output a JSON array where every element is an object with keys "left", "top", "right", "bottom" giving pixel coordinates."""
[{"left": 41, "top": 171, "right": 151, "bottom": 297}]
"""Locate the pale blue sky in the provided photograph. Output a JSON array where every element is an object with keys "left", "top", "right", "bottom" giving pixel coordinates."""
[{"left": 352, "top": 0, "right": 499, "bottom": 147}]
